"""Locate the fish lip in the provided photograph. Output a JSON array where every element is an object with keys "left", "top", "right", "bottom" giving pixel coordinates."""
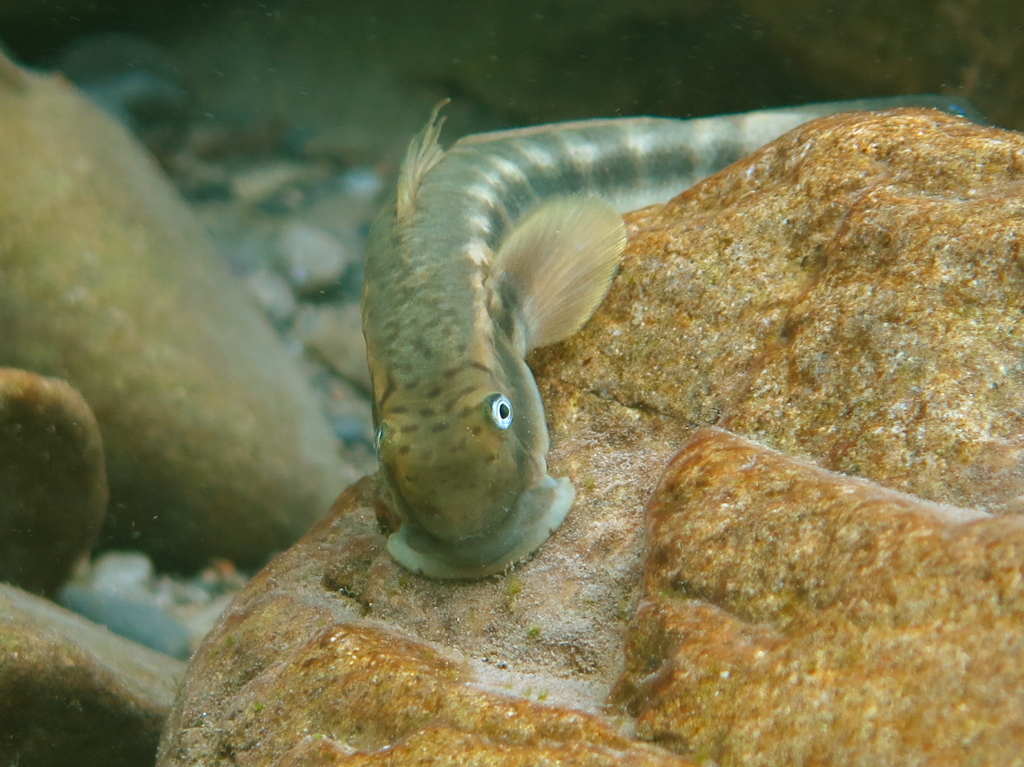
[{"left": 386, "top": 475, "right": 575, "bottom": 579}]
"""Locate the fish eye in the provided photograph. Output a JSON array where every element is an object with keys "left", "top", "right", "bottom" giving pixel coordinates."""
[{"left": 487, "top": 394, "right": 514, "bottom": 430}]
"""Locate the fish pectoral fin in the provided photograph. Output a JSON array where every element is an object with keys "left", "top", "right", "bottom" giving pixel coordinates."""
[{"left": 494, "top": 196, "right": 627, "bottom": 350}]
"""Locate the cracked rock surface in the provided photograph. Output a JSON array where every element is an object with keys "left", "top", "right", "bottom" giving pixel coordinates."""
[{"left": 159, "top": 109, "right": 1024, "bottom": 764}]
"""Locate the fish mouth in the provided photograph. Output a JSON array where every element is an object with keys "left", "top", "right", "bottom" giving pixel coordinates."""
[{"left": 386, "top": 475, "right": 575, "bottom": 579}]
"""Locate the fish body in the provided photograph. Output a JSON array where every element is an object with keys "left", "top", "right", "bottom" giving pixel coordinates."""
[{"left": 362, "top": 95, "right": 975, "bottom": 579}]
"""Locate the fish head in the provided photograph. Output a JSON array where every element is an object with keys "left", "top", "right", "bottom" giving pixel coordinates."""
[{"left": 374, "top": 354, "right": 551, "bottom": 546}]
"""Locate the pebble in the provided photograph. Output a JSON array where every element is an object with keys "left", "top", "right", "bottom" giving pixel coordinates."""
[
  {"left": 57, "top": 550, "right": 251, "bottom": 659},
  {"left": 164, "top": 150, "right": 232, "bottom": 200},
  {"left": 0, "top": 368, "right": 108, "bottom": 596},
  {"left": 244, "top": 266, "right": 298, "bottom": 325},
  {"left": 323, "top": 376, "right": 374, "bottom": 448},
  {"left": 90, "top": 550, "right": 154, "bottom": 599},
  {"left": 293, "top": 303, "right": 371, "bottom": 392},
  {"left": 331, "top": 414, "right": 373, "bottom": 446},
  {"left": 336, "top": 166, "right": 385, "bottom": 200},
  {"left": 277, "top": 222, "right": 351, "bottom": 296},
  {"left": 57, "top": 584, "right": 193, "bottom": 660},
  {"left": 231, "top": 160, "right": 327, "bottom": 205}
]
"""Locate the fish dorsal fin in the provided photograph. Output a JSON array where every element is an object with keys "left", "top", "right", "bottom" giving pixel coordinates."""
[
  {"left": 396, "top": 99, "right": 450, "bottom": 221},
  {"left": 493, "top": 196, "right": 626, "bottom": 350}
]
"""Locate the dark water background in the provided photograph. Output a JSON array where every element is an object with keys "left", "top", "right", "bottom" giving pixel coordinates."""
[{"left": 5, "top": 0, "right": 1020, "bottom": 154}]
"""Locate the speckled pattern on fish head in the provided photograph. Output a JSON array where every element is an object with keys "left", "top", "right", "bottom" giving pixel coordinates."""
[{"left": 370, "top": 338, "right": 552, "bottom": 547}]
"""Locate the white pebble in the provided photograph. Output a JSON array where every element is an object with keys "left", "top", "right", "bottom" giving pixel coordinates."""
[
  {"left": 244, "top": 267, "right": 297, "bottom": 324},
  {"left": 339, "top": 167, "right": 384, "bottom": 200},
  {"left": 91, "top": 550, "right": 154, "bottom": 598},
  {"left": 277, "top": 222, "right": 350, "bottom": 296}
]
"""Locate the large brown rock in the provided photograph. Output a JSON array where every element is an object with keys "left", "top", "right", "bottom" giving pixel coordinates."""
[
  {"left": 613, "top": 428, "right": 1023, "bottom": 765},
  {"left": 156, "top": 480, "right": 693, "bottom": 767},
  {"left": 0, "top": 583, "right": 185, "bottom": 767},
  {"left": 160, "top": 108, "right": 1024, "bottom": 764},
  {"left": 539, "top": 106, "right": 1024, "bottom": 516},
  {"left": 0, "top": 55, "right": 351, "bottom": 570},
  {"left": 0, "top": 368, "right": 107, "bottom": 595}
]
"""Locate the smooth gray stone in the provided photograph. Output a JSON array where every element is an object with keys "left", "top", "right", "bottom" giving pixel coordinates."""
[{"left": 58, "top": 584, "right": 193, "bottom": 660}]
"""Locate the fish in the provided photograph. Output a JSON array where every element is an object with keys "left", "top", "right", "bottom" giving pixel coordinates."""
[{"left": 362, "top": 94, "right": 976, "bottom": 579}]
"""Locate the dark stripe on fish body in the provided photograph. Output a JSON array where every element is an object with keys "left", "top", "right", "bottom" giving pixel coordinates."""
[{"left": 428, "top": 98, "right": 974, "bottom": 264}]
